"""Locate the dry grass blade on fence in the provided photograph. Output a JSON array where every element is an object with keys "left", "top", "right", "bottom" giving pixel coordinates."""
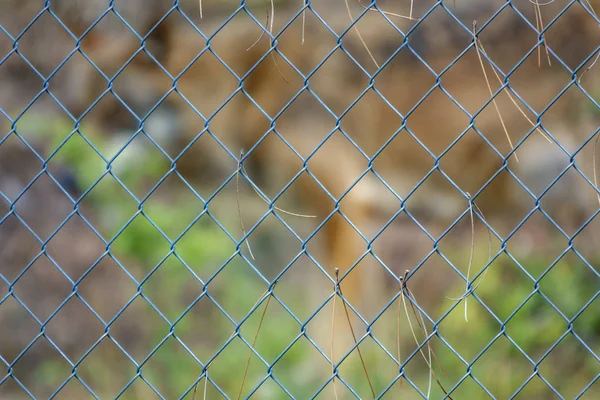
[
  {"left": 236, "top": 150, "right": 315, "bottom": 261},
  {"left": 345, "top": 0, "right": 380, "bottom": 68},
  {"left": 240, "top": 156, "right": 316, "bottom": 219},
  {"left": 464, "top": 193, "right": 476, "bottom": 322},
  {"left": 579, "top": 0, "right": 600, "bottom": 82},
  {"left": 302, "top": 0, "right": 307, "bottom": 44},
  {"left": 237, "top": 282, "right": 278, "bottom": 400},
  {"left": 475, "top": 42, "right": 552, "bottom": 144},
  {"left": 336, "top": 268, "right": 376, "bottom": 398},
  {"left": 247, "top": 0, "right": 270, "bottom": 51},
  {"left": 446, "top": 199, "right": 493, "bottom": 325},
  {"left": 192, "top": 360, "right": 213, "bottom": 400},
  {"left": 593, "top": 133, "right": 600, "bottom": 206},
  {"left": 533, "top": 0, "right": 552, "bottom": 67},
  {"left": 331, "top": 268, "right": 340, "bottom": 400},
  {"left": 472, "top": 21, "right": 519, "bottom": 162},
  {"left": 401, "top": 271, "right": 453, "bottom": 399},
  {"left": 356, "top": 0, "right": 418, "bottom": 21},
  {"left": 397, "top": 279, "right": 403, "bottom": 389},
  {"left": 237, "top": 150, "right": 256, "bottom": 260}
]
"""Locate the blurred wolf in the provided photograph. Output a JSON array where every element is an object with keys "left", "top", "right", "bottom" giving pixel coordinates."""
[{"left": 69, "top": 1, "right": 600, "bottom": 306}]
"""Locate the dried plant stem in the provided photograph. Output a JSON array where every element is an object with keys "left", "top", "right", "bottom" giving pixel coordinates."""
[
  {"left": 594, "top": 133, "right": 600, "bottom": 206},
  {"left": 579, "top": 0, "right": 600, "bottom": 82},
  {"left": 237, "top": 284, "right": 277, "bottom": 400},
  {"left": 345, "top": 0, "right": 380, "bottom": 68},
  {"left": 397, "top": 280, "right": 403, "bottom": 388},
  {"left": 331, "top": 268, "right": 340, "bottom": 400},
  {"left": 477, "top": 41, "right": 551, "bottom": 143},
  {"left": 199, "top": 0, "right": 203, "bottom": 19},
  {"left": 247, "top": 0, "right": 270, "bottom": 51},
  {"left": 192, "top": 361, "right": 213, "bottom": 400},
  {"left": 465, "top": 193, "right": 476, "bottom": 322},
  {"left": 302, "top": 1, "right": 307, "bottom": 44},
  {"left": 337, "top": 269, "right": 376, "bottom": 398},
  {"left": 246, "top": 0, "right": 288, "bottom": 82},
  {"left": 473, "top": 21, "right": 519, "bottom": 162},
  {"left": 237, "top": 151, "right": 256, "bottom": 260},
  {"left": 447, "top": 202, "right": 494, "bottom": 302},
  {"left": 401, "top": 282, "right": 432, "bottom": 397},
  {"left": 240, "top": 160, "right": 316, "bottom": 218},
  {"left": 356, "top": 0, "right": 418, "bottom": 21},
  {"left": 405, "top": 284, "right": 453, "bottom": 399},
  {"left": 401, "top": 273, "right": 452, "bottom": 399},
  {"left": 533, "top": 0, "right": 552, "bottom": 67}
]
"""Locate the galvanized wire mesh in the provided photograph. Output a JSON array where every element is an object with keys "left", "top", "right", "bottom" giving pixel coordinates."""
[{"left": 1, "top": 0, "right": 600, "bottom": 399}]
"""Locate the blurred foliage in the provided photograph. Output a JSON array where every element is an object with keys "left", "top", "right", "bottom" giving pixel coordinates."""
[{"left": 7, "top": 114, "right": 600, "bottom": 399}]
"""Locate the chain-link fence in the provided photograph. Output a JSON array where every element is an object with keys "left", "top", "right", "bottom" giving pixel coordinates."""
[{"left": 1, "top": 0, "right": 599, "bottom": 399}]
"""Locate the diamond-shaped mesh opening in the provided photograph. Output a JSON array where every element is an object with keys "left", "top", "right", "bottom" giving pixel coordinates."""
[
  {"left": 143, "top": 174, "right": 205, "bottom": 238},
  {"left": 175, "top": 293, "right": 234, "bottom": 363},
  {"left": 506, "top": 210, "right": 569, "bottom": 275},
  {"left": 0, "top": 55, "right": 43, "bottom": 120},
  {"left": 0, "top": 1, "right": 43, "bottom": 36},
  {"left": 273, "top": 254, "right": 331, "bottom": 321},
  {"left": 512, "top": 375, "right": 564, "bottom": 399},
  {"left": 109, "top": 296, "right": 170, "bottom": 365},
  {"left": 116, "top": 377, "right": 163, "bottom": 400},
  {"left": 470, "top": 335, "right": 533, "bottom": 399},
  {"left": 110, "top": 213, "right": 172, "bottom": 277},
  {"left": 539, "top": 251, "right": 599, "bottom": 318},
  {"left": 0, "top": 295, "right": 40, "bottom": 365},
  {"left": 175, "top": 132, "right": 238, "bottom": 198},
  {"left": 10, "top": 336, "right": 72, "bottom": 399},
  {"left": 12, "top": 254, "right": 72, "bottom": 323},
  {"left": 342, "top": 90, "right": 403, "bottom": 158},
  {"left": 173, "top": 215, "right": 236, "bottom": 281},
  {"left": 542, "top": 166, "right": 599, "bottom": 235},
  {"left": 205, "top": 336, "right": 267, "bottom": 398},
  {"left": 538, "top": 334, "right": 600, "bottom": 398},
  {"left": 110, "top": 134, "right": 172, "bottom": 200},
  {"left": 505, "top": 291, "right": 568, "bottom": 361},
  {"left": 51, "top": 378, "right": 97, "bottom": 399},
  {"left": 270, "top": 335, "right": 331, "bottom": 398},
  {"left": 573, "top": 210, "right": 600, "bottom": 262},
  {"left": 77, "top": 337, "right": 138, "bottom": 399},
  {"left": 311, "top": 50, "right": 370, "bottom": 117},
  {"left": 477, "top": 169, "right": 536, "bottom": 235},
  {"left": 142, "top": 254, "right": 204, "bottom": 322},
  {"left": 238, "top": 292, "right": 298, "bottom": 362},
  {"left": 45, "top": 214, "right": 105, "bottom": 281},
  {"left": 142, "top": 336, "right": 203, "bottom": 399},
  {"left": 475, "top": 252, "right": 536, "bottom": 321},
  {"left": 0, "top": 136, "right": 42, "bottom": 201},
  {"left": 15, "top": 96, "right": 76, "bottom": 157},
  {"left": 337, "top": 335, "right": 399, "bottom": 397},
  {"left": 438, "top": 292, "right": 501, "bottom": 363},
  {"left": 44, "top": 296, "right": 105, "bottom": 363},
  {"left": 375, "top": 48, "right": 437, "bottom": 116},
  {"left": 572, "top": 296, "right": 600, "bottom": 355},
  {"left": 407, "top": 5, "right": 473, "bottom": 73},
  {"left": 12, "top": 11, "right": 74, "bottom": 78},
  {"left": 403, "top": 169, "right": 466, "bottom": 237},
  {"left": 208, "top": 255, "right": 268, "bottom": 322},
  {"left": 76, "top": 255, "right": 137, "bottom": 321}
]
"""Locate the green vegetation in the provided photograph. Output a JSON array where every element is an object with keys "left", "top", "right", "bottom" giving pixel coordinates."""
[{"left": 8, "top": 115, "right": 600, "bottom": 399}]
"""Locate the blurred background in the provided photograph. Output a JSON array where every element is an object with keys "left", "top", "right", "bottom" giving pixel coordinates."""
[{"left": 1, "top": 0, "right": 600, "bottom": 398}]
